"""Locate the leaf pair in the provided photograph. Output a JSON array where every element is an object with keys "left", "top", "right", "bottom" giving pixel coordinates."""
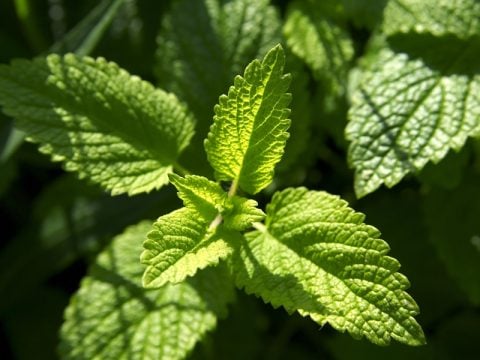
[{"left": 141, "top": 174, "right": 264, "bottom": 288}]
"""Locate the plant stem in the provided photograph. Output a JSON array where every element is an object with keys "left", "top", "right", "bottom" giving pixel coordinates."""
[
  {"left": 209, "top": 178, "right": 239, "bottom": 231},
  {"left": 208, "top": 213, "right": 223, "bottom": 231},
  {"left": 228, "top": 178, "right": 239, "bottom": 197}
]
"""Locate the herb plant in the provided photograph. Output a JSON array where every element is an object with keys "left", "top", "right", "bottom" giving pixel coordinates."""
[{"left": 1, "top": 0, "right": 479, "bottom": 359}]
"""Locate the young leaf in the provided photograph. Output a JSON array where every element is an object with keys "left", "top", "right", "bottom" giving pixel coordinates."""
[
  {"left": 169, "top": 173, "right": 264, "bottom": 229},
  {"left": 60, "top": 221, "right": 235, "bottom": 360},
  {"left": 142, "top": 174, "right": 264, "bottom": 288},
  {"left": 223, "top": 196, "right": 264, "bottom": 232},
  {"left": 347, "top": 0, "right": 480, "bottom": 199},
  {"left": 142, "top": 208, "right": 233, "bottom": 288},
  {"left": 169, "top": 173, "right": 227, "bottom": 221},
  {"left": 205, "top": 45, "right": 291, "bottom": 194},
  {"left": 284, "top": 0, "right": 354, "bottom": 97},
  {"left": 0, "top": 55, "right": 194, "bottom": 195},
  {"left": 231, "top": 188, "right": 425, "bottom": 346}
]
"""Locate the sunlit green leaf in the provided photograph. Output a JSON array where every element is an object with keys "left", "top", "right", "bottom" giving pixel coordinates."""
[
  {"left": 232, "top": 188, "right": 424, "bottom": 346},
  {"left": 0, "top": 54, "right": 195, "bottom": 195},
  {"left": 205, "top": 45, "right": 291, "bottom": 194},
  {"left": 60, "top": 221, "right": 235, "bottom": 360}
]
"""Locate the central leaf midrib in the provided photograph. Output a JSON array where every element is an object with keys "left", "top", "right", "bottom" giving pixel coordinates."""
[{"left": 235, "top": 63, "right": 274, "bottom": 187}]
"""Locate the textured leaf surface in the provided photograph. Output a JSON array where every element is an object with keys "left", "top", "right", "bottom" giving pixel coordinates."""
[
  {"left": 169, "top": 173, "right": 226, "bottom": 221},
  {"left": 0, "top": 55, "right": 194, "bottom": 195},
  {"left": 142, "top": 208, "right": 233, "bottom": 288},
  {"left": 383, "top": 0, "right": 480, "bottom": 38},
  {"left": 284, "top": 0, "right": 354, "bottom": 97},
  {"left": 232, "top": 188, "right": 425, "bottom": 346},
  {"left": 205, "top": 45, "right": 291, "bottom": 194},
  {"left": 347, "top": 35, "right": 480, "bottom": 197},
  {"left": 60, "top": 221, "right": 234, "bottom": 360},
  {"left": 169, "top": 174, "right": 264, "bottom": 230},
  {"left": 222, "top": 196, "right": 264, "bottom": 231},
  {"left": 156, "top": 0, "right": 281, "bottom": 132},
  {"left": 423, "top": 177, "right": 480, "bottom": 305}
]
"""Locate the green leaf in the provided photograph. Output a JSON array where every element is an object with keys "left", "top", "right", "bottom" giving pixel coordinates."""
[
  {"left": 347, "top": 36, "right": 480, "bottom": 197},
  {"left": 231, "top": 188, "right": 425, "bottom": 346},
  {"left": 142, "top": 208, "right": 233, "bottom": 288},
  {"left": 60, "top": 221, "right": 234, "bottom": 360},
  {"left": 156, "top": 0, "right": 281, "bottom": 132},
  {"left": 169, "top": 173, "right": 226, "bottom": 221},
  {"left": 423, "top": 176, "right": 480, "bottom": 305},
  {"left": 205, "top": 45, "right": 291, "bottom": 194},
  {"left": 284, "top": 0, "right": 354, "bottom": 97},
  {"left": 223, "top": 196, "right": 264, "bottom": 232},
  {"left": 0, "top": 54, "right": 194, "bottom": 195},
  {"left": 155, "top": 0, "right": 281, "bottom": 174},
  {"left": 142, "top": 173, "right": 264, "bottom": 288},
  {"left": 347, "top": 1, "right": 480, "bottom": 197},
  {"left": 169, "top": 173, "right": 264, "bottom": 230},
  {"left": 383, "top": 0, "right": 480, "bottom": 38}
]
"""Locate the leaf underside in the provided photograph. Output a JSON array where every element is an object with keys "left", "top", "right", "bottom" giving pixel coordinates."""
[
  {"left": 0, "top": 55, "right": 194, "bottom": 195},
  {"left": 59, "top": 221, "right": 234, "bottom": 360},
  {"left": 231, "top": 187, "right": 425, "bottom": 346}
]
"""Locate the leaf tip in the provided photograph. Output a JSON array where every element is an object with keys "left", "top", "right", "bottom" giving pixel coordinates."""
[{"left": 168, "top": 172, "right": 182, "bottom": 185}]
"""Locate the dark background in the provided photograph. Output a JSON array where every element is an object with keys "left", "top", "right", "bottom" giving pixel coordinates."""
[{"left": 0, "top": 1, "right": 479, "bottom": 359}]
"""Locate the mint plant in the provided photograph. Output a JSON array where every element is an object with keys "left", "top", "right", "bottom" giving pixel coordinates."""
[
  {"left": 2, "top": 0, "right": 480, "bottom": 359},
  {"left": 0, "top": 42, "right": 424, "bottom": 357}
]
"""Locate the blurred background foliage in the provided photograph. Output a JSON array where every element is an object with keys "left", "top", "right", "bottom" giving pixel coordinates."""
[{"left": 0, "top": 0, "right": 479, "bottom": 359}]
